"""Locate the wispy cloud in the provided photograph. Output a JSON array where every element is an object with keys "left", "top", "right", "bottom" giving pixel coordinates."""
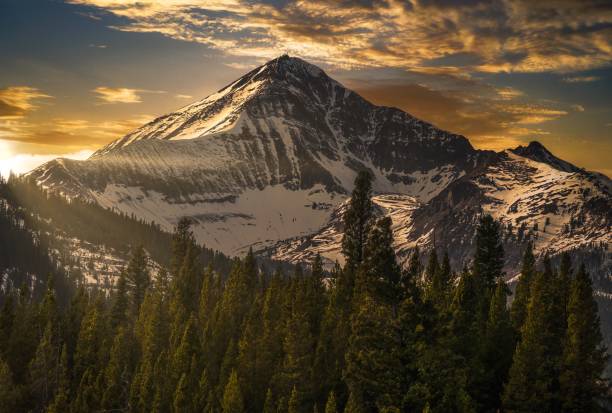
[
  {"left": 93, "top": 87, "right": 144, "bottom": 103},
  {"left": 68, "top": 0, "right": 612, "bottom": 74},
  {"left": 0, "top": 86, "right": 52, "bottom": 115},
  {"left": 353, "top": 79, "right": 570, "bottom": 151},
  {"left": 562, "top": 75, "right": 601, "bottom": 83}
]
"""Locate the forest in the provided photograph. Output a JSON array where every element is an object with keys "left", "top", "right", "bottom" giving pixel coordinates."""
[{"left": 0, "top": 171, "right": 609, "bottom": 413}]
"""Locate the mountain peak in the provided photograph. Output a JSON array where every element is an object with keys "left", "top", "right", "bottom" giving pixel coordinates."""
[{"left": 511, "top": 140, "right": 578, "bottom": 173}]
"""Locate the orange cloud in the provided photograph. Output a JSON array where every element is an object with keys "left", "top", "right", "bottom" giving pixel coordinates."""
[{"left": 68, "top": 0, "right": 612, "bottom": 73}]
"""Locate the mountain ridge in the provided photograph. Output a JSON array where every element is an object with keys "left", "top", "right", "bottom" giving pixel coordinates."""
[{"left": 27, "top": 55, "right": 610, "bottom": 264}]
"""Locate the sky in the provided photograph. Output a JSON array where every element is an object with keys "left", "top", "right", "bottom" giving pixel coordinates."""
[{"left": 1, "top": 0, "right": 611, "bottom": 177}]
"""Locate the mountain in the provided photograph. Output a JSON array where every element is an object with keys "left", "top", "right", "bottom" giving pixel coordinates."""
[
  {"left": 28, "top": 55, "right": 490, "bottom": 255},
  {"left": 27, "top": 55, "right": 610, "bottom": 273},
  {"left": 268, "top": 144, "right": 610, "bottom": 273}
]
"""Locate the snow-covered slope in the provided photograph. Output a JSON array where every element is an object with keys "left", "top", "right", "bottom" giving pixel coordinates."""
[
  {"left": 25, "top": 56, "right": 609, "bottom": 265},
  {"left": 264, "top": 143, "right": 611, "bottom": 271},
  {"left": 27, "top": 55, "right": 486, "bottom": 255}
]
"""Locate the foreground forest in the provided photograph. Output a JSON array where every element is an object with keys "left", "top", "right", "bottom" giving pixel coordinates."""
[{"left": 0, "top": 171, "right": 609, "bottom": 413}]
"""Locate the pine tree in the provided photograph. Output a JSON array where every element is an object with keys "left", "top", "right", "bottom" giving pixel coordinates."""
[
  {"left": 355, "top": 217, "right": 402, "bottom": 310},
  {"left": 288, "top": 385, "right": 301, "bottom": 413},
  {"left": 511, "top": 242, "right": 535, "bottom": 333},
  {"left": 503, "top": 269, "right": 563, "bottom": 412},
  {"left": 110, "top": 269, "right": 128, "bottom": 329},
  {"left": 481, "top": 279, "right": 514, "bottom": 411},
  {"left": 47, "top": 345, "right": 70, "bottom": 413},
  {"left": 427, "top": 251, "right": 452, "bottom": 310},
  {"left": 126, "top": 245, "right": 150, "bottom": 317},
  {"left": 473, "top": 215, "right": 504, "bottom": 290},
  {"left": 101, "top": 326, "right": 136, "bottom": 410},
  {"left": 263, "top": 388, "right": 276, "bottom": 413},
  {"left": 345, "top": 294, "right": 402, "bottom": 413},
  {"left": 341, "top": 170, "right": 373, "bottom": 271},
  {"left": 559, "top": 264, "right": 609, "bottom": 412},
  {"left": 0, "top": 358, "right": 17, "bottom": 412},
  {"left": 173, "top": 373, "right": 190, "bottom": 412},
  {"left": 324, "top": 391, "right": 337, "bottom": 413},
  {"left": 279, "top": 305, "right": 315, "bottom": 410},
  {"left": 28, "top": 321, "right": 60, "bottom": 409},
  {"left": 424, "top": 248, "right": 439, "bottom": 288},
  {"left": 222, "top": 370, "right": 244, "bottom": 413}
]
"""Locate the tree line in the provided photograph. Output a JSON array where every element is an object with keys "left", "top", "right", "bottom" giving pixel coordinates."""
[{"left": 0, "top": 171, "right": 609, "bottom": 412}]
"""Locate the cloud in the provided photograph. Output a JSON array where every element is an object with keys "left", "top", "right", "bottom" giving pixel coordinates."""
[
  {"left": 562, "top": 75, "right": 601, "bottom": 83},
  {"left": 0, "top": 114, "right": 154, "bottom": 150},
  {"left": 0, "top": 149, "right": 94, "bottom": 179},
  {"left": 175, "top": 94, "right": 193, "bottom": 99},
  {"left": 352, "top": 80, "right": 569, "bottom": 151},
  {"left": 0, "top": 86, "right": 52, "bottom": 116},
  {"left": 67, "top": 0, "right": 612, "bottom": 74},
  {"left": 93, "top": 87, "right": 144, "bottom": 103},
  {"left": 571, "top": 104, "right": 585, "bottom": 112}
]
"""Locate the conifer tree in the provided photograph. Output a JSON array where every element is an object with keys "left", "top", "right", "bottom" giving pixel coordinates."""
[
  {"left": 511, "top": 242, "right": 535, "bottom": 332},
  {"left": 341, "top": 170, "right": 373, "bottom": 271},
  {"left": 424, "top": 248, "right": 439, "bottom": 288},
  {"left": 325, "top": 391, "right": 337, "bottom": 413},
  {"left": 279, "top": 305, "right": 315, "bottom": 410},
  {"left": 101, "top": 326, "right": 136, "bottom": 410},
  {"left": 222, "top": 370, "right": 245, "bottom": 413},
  {"left": 356, "top": 217, "right": 402, "bottom": 309},
  {"left": 427, "top": 251, "right": 452, "bottom": 310},
  {"left": 0, "top": 358, "right": 17, "bottom": 412},
  {"left": 110, "top": 269, "right": 128, "bottom": 330},
  {"left": 559, "top": 264, "right": 609, "bottom": 412},
  {"left": 473, "top": 215, "right": 504, "bottom": 290},
  {"left": 481, "top": 279, "right": 514, "bottom": 411},
  {"left": 126, "top": 245, "right": 150, "bottom": 317},
  {"left": 28, "top": 275, "right": 61, "bottom": 409},
  {"left": 345, "top": 294, "right": 402, "bottom": 413},
  {"left": 263, "top": 388, "right": 276, "bottom": 413},
  {"left": 47, "top": 345, "right": 70, "bottom": 413},
  {"left": 503, "top": 269, "right": 563, "bottom": 412}
]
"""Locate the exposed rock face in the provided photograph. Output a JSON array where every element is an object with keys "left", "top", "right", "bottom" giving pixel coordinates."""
[
  {"left": 28, "top": 55, "right": 488, "bottom": 255},
  {"left": 27, "top": 56, "right": 610, "bottom": 272}
]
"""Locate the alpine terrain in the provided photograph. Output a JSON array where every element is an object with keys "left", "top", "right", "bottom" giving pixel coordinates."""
[{"left": 27, "top": 55, "right": 610, "bottom": 274}]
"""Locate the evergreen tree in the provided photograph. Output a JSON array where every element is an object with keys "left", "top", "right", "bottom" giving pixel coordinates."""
[
  {"left": 48, "top": 345, "right": 70, "bottom": 413},
  {"left": 511, "top": 242, "right": 535, "bottom": 333},
  {"left": 126, "top": 245, "right": 150, "bottom": 317},
  {"left": 101, "top": 326, "right": 136, "bottom": 410},
  {"left": 473, "top": 215, "right": 504, "bottom": 290},
  {"left": 28, "top": 275, "right": 61, "bottom": 409},
  {"left": 424, "top": 248, "right": 439, "bottom": 288},
  {"left": 503, "top": 269, "right": 564, "bottom": 412},
  {"left": 110, "top": 269, "right": 128, "bottom": 330},
  {"left": 324, "top": 391, "right": 337, "bottom": 413},
  {"left": 345, "top": 294, "right": 402, "bottom": 413},
  {"left": 0, "top": 358, "right": 17, "bottom": 412},
  {"left": 341, "top": 170, "right": 373, "bottom": 271},
  {"left": 222, "top": 370, "right": 245, "bottom": 413},
  {"left": 263, "top": 388, "right": 276, "bottom": 413},
  {"left": 481, "top": 279, "right": 514, "bottom": 411},
  {"left": 355, "top": 217, "right": 402, "bottom": 310},
  {"left": 559, "top": 264, "right": 609, "bottom": 412},
  {"left": 401, "top": 247, "right": 421, "bottom": 301}
]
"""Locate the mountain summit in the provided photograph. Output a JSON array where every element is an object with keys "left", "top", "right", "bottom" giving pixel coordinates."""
[{"left": 27, "top": 56, "right": 610, "bottom": 266}]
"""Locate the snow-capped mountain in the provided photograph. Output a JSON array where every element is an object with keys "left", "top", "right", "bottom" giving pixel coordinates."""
[
  {"left": 27, "top": 55, "right": 610, "bottom": 273},
  {"left": 267, "top": 142, "right": 611, "bottom": 274},
  {"left": 28, "top": 55, "right": 490, "bottom": 255}
]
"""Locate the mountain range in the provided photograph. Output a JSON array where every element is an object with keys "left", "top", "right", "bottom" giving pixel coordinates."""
[{"left": 26, "top": 55, "right": 611, "bottom": 279}]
